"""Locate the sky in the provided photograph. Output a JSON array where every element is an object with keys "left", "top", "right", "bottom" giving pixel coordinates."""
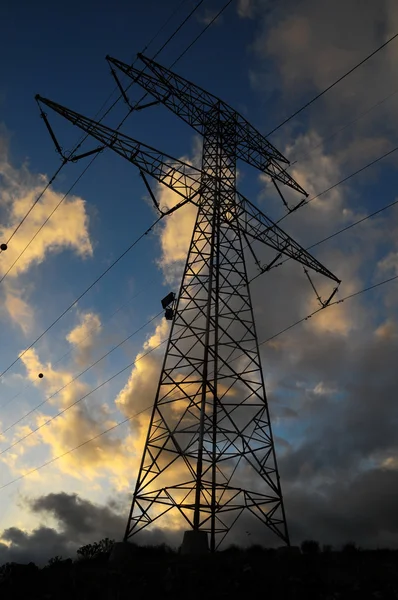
[{"left": 0, "top": 0, "right": 398, "bottom": 564}]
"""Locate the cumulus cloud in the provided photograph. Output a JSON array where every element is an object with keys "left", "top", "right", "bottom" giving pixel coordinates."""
[
  {"left": 3, "top": 1, "right": 398, "bottom": 554},
  {"left": 0, "top": 342, "right": 135, "bottom": 486},
  {"left": 66, "top": 311, "right": 102, "bottom": 367},
  {"left": 2, "top": 285, "right": 34, "bottom": 334},
  {"left": 0, "top": 491, "right": 186, "bottom": 565},
  {"left": 0, "top": 136, "right": 92, "bottom": 278}
]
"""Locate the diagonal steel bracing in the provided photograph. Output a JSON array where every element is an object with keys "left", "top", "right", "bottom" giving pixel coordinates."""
[{"left": 123, "top": 107, "right": 290, "bottom": 551}]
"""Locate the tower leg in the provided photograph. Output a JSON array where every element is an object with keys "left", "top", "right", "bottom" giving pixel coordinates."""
[{"left": 123, "top": 108, "right": 289, "bottom": 550}]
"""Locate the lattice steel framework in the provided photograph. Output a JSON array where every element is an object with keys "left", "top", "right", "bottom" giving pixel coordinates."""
[{"left": 36, "top": 56, "right": 339, "bottom": 551}]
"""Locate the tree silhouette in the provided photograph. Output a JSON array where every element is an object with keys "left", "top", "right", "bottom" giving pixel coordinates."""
[{"left": 77, "top": 537, "right": 115, "bottom": 560}]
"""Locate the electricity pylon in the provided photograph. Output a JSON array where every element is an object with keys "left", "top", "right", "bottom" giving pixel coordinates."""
[{"left": 36, "top": 56, "right": 339, "bottom": 552}]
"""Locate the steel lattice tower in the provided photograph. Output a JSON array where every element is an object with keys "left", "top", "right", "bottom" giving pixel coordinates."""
[{"left": 36, "top": 54, "right": 340, "bottom": 552}]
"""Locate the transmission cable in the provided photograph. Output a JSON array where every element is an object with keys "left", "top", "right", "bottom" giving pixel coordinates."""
[
  {"left": 250, "top": 192, "right": 398, "bottom": 285},
  {"left": 1, "top": 265, "right": 397, "bottom": 474},
  {"left": 288, "top": 86, "right": 398, "bottom": 168},
  {"left": 0, "top": 1, "right": 229, "bottom": 381},
  {"left": 1, "top": 269, "right": 397, "bottom": 491},
  {"left": 0, "top": 339, "right": 167, "bottom": 476},
  {"left": 0, "top": 0, "right": 191, "bottom": 256},
  {"left": 0, "top": 310, "right": 163, "bottom": 442},
  {"left": 258, "top": 273, "right": 398, "bottom": 348},
  {"left": 0, "top": 155, "right": 97, "bottom": 285},
  {"left": 0, "top": 216, "right": 162, "bottom": 381},
  {"left": 0, "top": 277, "right": 156, "bottom": 411},
  {"left": 0, "top": 0, "right": 206, "bottom": 277},
  {"left": 266, "top": 31, "right": 398, "bottom": 137},
  {"left": 171, "top": 0, "right": 234, "bottom": 66},
  {"left": 276, "top": 143, "right": 398, "bottom": 229}
]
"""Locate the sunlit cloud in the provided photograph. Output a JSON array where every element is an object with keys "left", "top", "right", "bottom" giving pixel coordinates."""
[
  {"left": 66, "top": 311, "right": 102, "bottom": 367},
  {"left": 0, "top": 137, "right": 92, "bottom": 278}
]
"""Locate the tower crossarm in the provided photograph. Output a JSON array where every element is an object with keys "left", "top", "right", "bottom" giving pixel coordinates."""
[
  {"left": 234, "top": 193, "right": 341, "bottom": 283},
  {"left": 107, "top": 55, "right": 307, "bottom": 197},
  {"left": 35, "top": 95, "right": 204, "bottom": 209},
  {"left": 36, "top": 96, "right": 338, "bottom": 283}
]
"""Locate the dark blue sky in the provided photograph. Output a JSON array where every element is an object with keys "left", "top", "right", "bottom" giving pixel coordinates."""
[{"left": 1, "top": 0, "right": 398, "bottom": 554}]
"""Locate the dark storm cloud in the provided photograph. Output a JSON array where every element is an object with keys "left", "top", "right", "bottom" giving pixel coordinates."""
[
  {"left": 0, "top": 526, "right": 72, "bottom": 566},
  {"left": 29, "top": 492, "right": 126, "bottom": 540},
  {"left": 222, "top": 467, "right": 398, "bottom": 550},
  {"left": 0, "top": 492, "right": 181, "bottom": 566}
]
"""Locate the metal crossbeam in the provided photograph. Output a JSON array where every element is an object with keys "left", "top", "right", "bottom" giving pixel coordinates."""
[
  {"left": 36, "top": 96, "right": 339, "bottom": 284},
  {"left": 107, "top": 54, "right": 308, "bottom": 197}
]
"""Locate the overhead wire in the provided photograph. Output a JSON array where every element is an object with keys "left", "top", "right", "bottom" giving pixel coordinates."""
[
  {"left": 0, "top": 216, "right": 163, "bottom": 381},
  {"left": 275, "top": 143, "right": 398, "bottom": 229},
  {"left": 0, "top": 338, "right": 167, "bottom": 469},
  {"left": 0, "top": 0, "right": 206, "bottom": 276},
  {"left": 0, "top": 310, "right": 164, "bottom": 441},
  {"left": 287, "top": 86, "right": 398, "bottom": 168},
  {"left": 265, "top": 31, "right": 398, "bottom": 137},
  {"left": 1, "top": 268, "right": 397, "bottom": 491},
  {"left": 170, "top": 0, "right": 234, "bottom": 66},
  {"left": 0, "top": 0, "right": 233, "bottom": 383},
  {"left": 249, "top": 190, "right": 398, "bottom": 286},
  {"left": 0, "top": 276, "right": 156, "bottom": 411},
  {"left": 0, "top": 0, "right": 191, "bottom": 255},
  {"left": 3, "top": 3, "right": 398, "bottom": 488}
]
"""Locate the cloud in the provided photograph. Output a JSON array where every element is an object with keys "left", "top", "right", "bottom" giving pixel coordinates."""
[
  {"left": 66, "top": 311, "right": 102, "bottom": 367},
  {"left": 2, "top": 285, "right": 34, "bottom": 334},
  {"left": 237, "top": 0, "right": 255, "bottom": 19},
  {"left": 0, "top": 491, "right": 185, "bottom": 565},
  {"left": 0, "top": 135, "right": 92, "bottom": 278},
  {"left": 1, "top": 343, "right": 134, "bottom": 485},
  {"left": 245, "top": 0, "right": 398, "bottom": 169},
  {"left": 154, "top": 147, "right": 201, "bottom": 286},
  {"left": 3, "top": 4, "right": 398, "bottom": 554}
]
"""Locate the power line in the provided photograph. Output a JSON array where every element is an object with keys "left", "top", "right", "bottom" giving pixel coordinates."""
[
  {"left": 0, "top": 311, "right": 163, "bottom": 437},
  {"left": 0, "top": 0, "right": 230, "bottom": 385},
  {"left": 258, "top": 273, "right": 398, "bottom": 348},
  {"left": 308, "top": 198, "right": 398, "bottom": 251},
  {"left": 288, "top": 86, "right": 398, "bottom": 168},
  {"left": 0, "top": 337, "right": 166, "bottom": 458},
  {"left": 0, "top": 162, "right": 66, "bottom": 250},
  {"left": 276, "top": 143, "right": 398, "bottom": 227},
  {"left": 266, "top": 31, "right": 398, "bottom": 137},
  {"left": 0, "top": 406, "right": 148, "bottom": 491},
  {"left": 251, "top": 194, "right": 398, "bottom": 284},
  {"left": 0, "top": 216, "right": 162, "bottom": 382},
  {"left": 0, "top": 0, "right": 204, "bottom": 280},
  {"left": 2, "top": 269, "right": 397, "bottom": 491},
  {"left": 0, "top": 276, "right": 156, "bottom": 411},
  {"left": 171, "top": 0, "right": 234, "bottom": 66},
  {"left": 0, "top": 155, "right": 97, "bottom": 285}
]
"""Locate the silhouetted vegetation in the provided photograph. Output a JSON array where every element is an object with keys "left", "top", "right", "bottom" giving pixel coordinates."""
[
  {"left": 301, "top": 539, "right": 321, "bottom": 554},
  {"left": 2, "top": 538, "right": 398, "bottom": 599}
]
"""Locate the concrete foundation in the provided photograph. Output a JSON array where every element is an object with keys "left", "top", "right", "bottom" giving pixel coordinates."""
[
  {"left": 108, "top": 541, "right": 135, "bottom": 566},
  {"left": 180, "top": 530, "right": 209, "bottom": 555}
]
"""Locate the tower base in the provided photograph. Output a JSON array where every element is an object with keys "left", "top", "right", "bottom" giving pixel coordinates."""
[
  {"left": 180, "top": 530, "right": 209, "bottom": 555},
  {"left": 108, "top": 541, "right": 135, "bottom": 566}
]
